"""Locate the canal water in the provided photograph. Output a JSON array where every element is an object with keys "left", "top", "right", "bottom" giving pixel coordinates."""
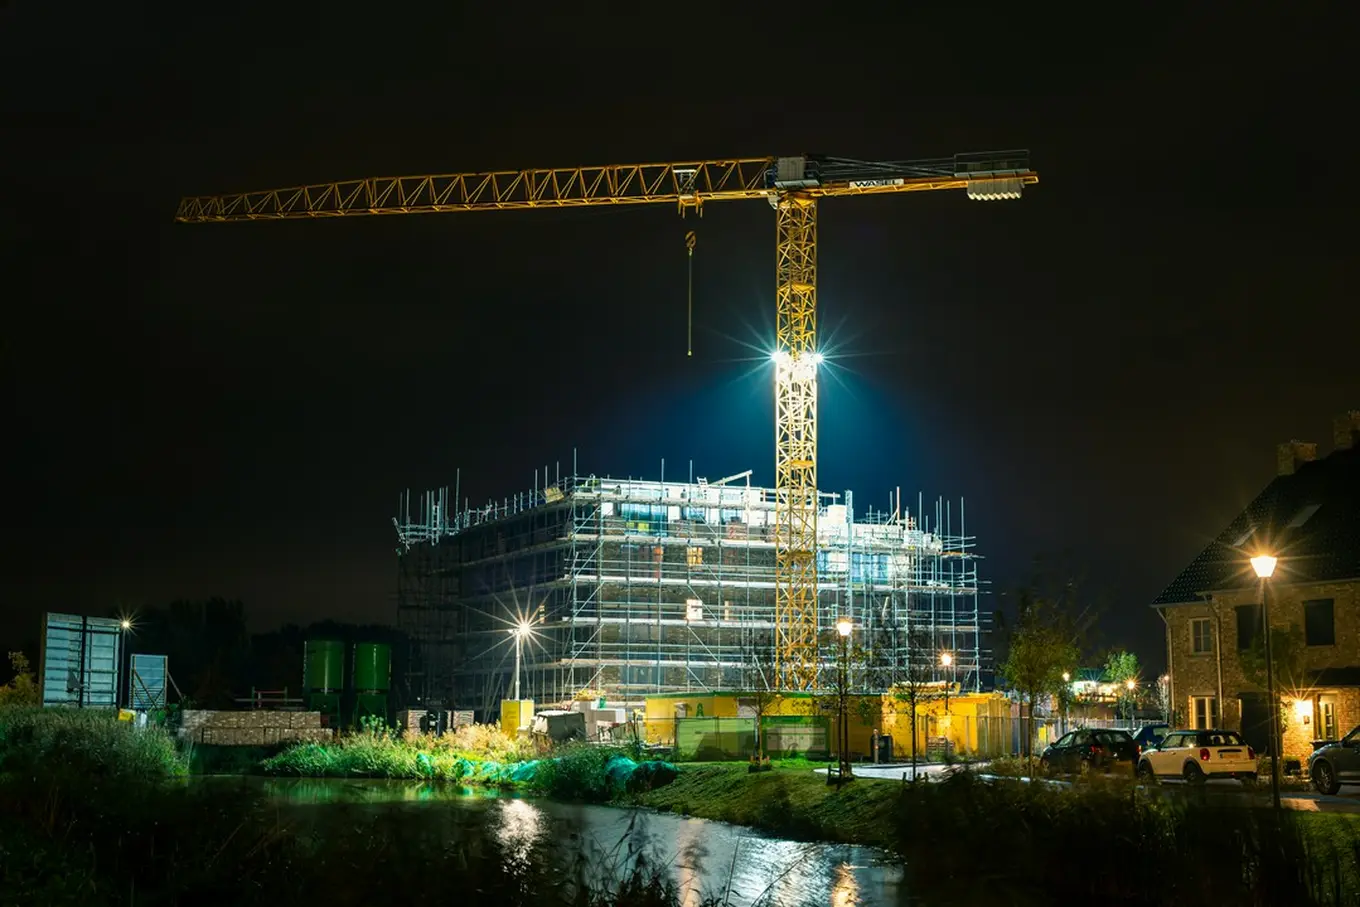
[{"left": 233, "top": 777, "right": 907, "bottom": 907}]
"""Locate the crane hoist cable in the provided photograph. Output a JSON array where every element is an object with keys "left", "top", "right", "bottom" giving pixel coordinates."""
[{"left": 685, "top": 230, "right": 697, "bottom": 357}]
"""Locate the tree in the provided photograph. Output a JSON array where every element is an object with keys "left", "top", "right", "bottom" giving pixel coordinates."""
[
  {"left": 1000, "top": 591, "right": 1080, "bottom": 774},
  {"left": 740, "top": 633, "right": 784, "bottom": 760},
  {"left": 1155, "top": 674, "right": 1171, "bottom": 724},
  {"left": 889, "top": 626, "right": 937, "bottom": 780},
  {"left": 0, "top": 652, "right": 39, "bottom": 706},
  {"left": 1240, "top": 622, "right": 1310, "bottom": 751},
  {"left": 1103, "top": 649, "right": 1141, "bottom": 722}
]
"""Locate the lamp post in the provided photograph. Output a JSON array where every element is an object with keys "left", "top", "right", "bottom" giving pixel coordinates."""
[
  {"left": 510, "top": 622, "right": 531, "bottom": 701},
  {"left": 835, "top": 616, "right": 853, "bottom": 783},
  {"left": 117, "top": 616, "right": 135, "bottom": 711},
  {"left": 1125, "top": 678, "right": 1137, "bottom": 730},
  {"left": 1062, "top": 672, "right": 1071, "bottom": 733},
  {"left": 1250, "top": 553, "right": 1282, "bottom": 812},
  {"left": 940, "top": 651, "right": 954, "bottom": 714}
]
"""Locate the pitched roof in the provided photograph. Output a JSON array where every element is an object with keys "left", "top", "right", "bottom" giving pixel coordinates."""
[{"left": 1153, "top": 446, "right": 1360, "bottom": 606}]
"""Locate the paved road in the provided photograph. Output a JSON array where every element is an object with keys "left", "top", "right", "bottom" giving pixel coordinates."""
[
  {"left": 813, "top": 763, "right": 1360, "bottom": 813},
  {"left": 813, "top": 762, "right": 971, "bottom": 782}
]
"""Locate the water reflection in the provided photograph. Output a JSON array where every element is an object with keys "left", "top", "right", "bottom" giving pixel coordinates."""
[
  {"left": 831, "top": 861, "right": 860, "bottom": 907},
  {"left": 495, "top": 799, "right": 546, "bottom": 875},
  {"left": 224, "top": 777, "right": 903, "bottom": 907}
]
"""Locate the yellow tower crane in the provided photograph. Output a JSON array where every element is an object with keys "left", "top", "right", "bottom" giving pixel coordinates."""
[{"left": 176, "top": 150, "right": 1037, "bottom": 690}]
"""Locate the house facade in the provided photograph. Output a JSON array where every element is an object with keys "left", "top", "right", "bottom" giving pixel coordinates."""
[{"left": 1153, "top": 412, "right": 1360, "bottom": 760}]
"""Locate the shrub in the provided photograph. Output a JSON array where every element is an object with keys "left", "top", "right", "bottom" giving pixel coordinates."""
[
  {"left": 0, "top": 652, "right": 39, "bottom": 706},
  {"left": 531, "top": 744, "right": 624, "bottom": 802},
  {"left": 0, "top": 706, "right": 185, "bottom": 783},
  {"left": 263, "top": 721, "right": 536, "bottom": 780}
]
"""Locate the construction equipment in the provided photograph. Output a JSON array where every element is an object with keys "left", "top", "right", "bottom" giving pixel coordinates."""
[{"left": 176, "top": 151, "right": 1037, "bottom": 691}]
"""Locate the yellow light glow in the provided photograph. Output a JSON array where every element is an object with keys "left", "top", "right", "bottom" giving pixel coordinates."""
[
  {"left": 835, "top": 616, "right": 853, "bottom": 638},
  {"left": 1126, "top": 679, "right": 1136, "bottom": 691},
  {"left": 940, "top": 652, "right": 953, "bottom": 667},
  {"left": 1250, "top": 554, "right": 1278, "bottom": 578},
  {"left": 1062, "top": 671, "right": 1071, "bottom": 683},
  {"left": 1293, "top": 698, "right": 1312, "bottom": 721}
]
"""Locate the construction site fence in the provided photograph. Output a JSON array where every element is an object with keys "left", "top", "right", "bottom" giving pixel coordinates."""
[
  {"left": 641, "top": 716, "right": 832, "bottom": 762},
  {"left": 639, "top": 715, "right": 1068, "bottom": 762}
]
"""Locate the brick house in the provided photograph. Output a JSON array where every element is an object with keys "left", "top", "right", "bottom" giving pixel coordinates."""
[{"left": 1151, "top": 411, "right": 1360, "bottom": 760}]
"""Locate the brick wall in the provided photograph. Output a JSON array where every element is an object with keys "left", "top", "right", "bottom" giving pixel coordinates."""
[
  {"left": 1162, "top": 579, "right": 1360, "bottom": 758},
  {"left": 180, "top": 710, "right": 334, "bottom": 747}
]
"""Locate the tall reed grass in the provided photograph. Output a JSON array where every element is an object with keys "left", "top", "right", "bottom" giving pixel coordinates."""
[{"left": 891, "top": 771, "right": 1360, "bottom": 906}]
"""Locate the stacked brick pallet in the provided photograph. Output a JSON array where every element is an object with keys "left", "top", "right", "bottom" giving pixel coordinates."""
[{"left": 180, "top": 710, "right": 334, "bottom": 747}]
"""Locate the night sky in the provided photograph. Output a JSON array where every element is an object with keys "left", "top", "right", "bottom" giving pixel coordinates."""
[{"left": 2, "top": 4, "right": 1353, "bottom": 671}]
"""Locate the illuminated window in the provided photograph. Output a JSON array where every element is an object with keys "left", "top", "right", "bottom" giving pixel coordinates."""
[
  {"left": 1190, "top": 618, "right": 1213, "bottom": 654},
  {"left": 686, "top": 546, "right": 703, "bottom": 566},
  {"left": 1191, "top": 696, "right": 1218, "bottom": 729}
]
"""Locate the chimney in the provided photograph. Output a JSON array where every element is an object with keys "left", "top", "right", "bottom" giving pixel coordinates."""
[
  {"left": 1276, "top": 440, "right": 1317, "bottom": 476},
  {"left": 1334, "top": 410, "right": 1360, "bottom": 451}
]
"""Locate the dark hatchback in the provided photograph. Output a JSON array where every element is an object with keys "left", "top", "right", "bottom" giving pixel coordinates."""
[{"left": 1040, "top": 728, "right": 1139, "bottom": 775}]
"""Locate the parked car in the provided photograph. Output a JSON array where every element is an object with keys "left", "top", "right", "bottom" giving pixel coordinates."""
[
  {"left": 1131, "top": 722, "right": 1171, "bottom": 756},
  {"left": 1040, "top": 728, "right": 1138, "bottom": 775},
  {"left": 1308, "top": 725, "right": 1360, "bottom": 795},
  {"left": 1136, "top": 729, "right": 1256, "bottom": 784}
]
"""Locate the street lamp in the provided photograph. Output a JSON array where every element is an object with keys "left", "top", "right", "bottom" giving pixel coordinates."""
[
  {"left": 835, "top": 616, "right": 853, "bottom": 783},
  {"left": 1061, "top": 672, "right": 1071, "bottom": 733},
  {"left": 940, "top": 651, "right": 954, "bottom": 714},
  {"left": 1125, "top": 678, "right": 1137, "bottom": 729},
  {"left": 509, "top": 622, "right": 532, "bottom": 701},
  {"left": 1251, "top": 553, "right": 1282, "bottom": 812}
]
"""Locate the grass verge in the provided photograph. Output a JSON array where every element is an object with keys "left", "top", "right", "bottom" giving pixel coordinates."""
[{"left": 626, "top": 761, "right": 900, "bottom": 846}]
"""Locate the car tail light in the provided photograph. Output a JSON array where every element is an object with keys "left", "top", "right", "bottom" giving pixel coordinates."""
[
  {"left": 1089, "top": 745, "right": 1103, "bottom": 755},
  {"left": 1199, "top": 748, "right": 1211, "bottom": 761},
  {"left": 1248, "top": 747, "right": 1255, "bottom": 760}
]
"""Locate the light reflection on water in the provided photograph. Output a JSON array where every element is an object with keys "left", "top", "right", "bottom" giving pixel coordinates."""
[
  {"left": 495, "top": 798, "right": 546, "bottom": 876},
  {"left": 234, "top": 778, "right": 904, "bottom": 907}
]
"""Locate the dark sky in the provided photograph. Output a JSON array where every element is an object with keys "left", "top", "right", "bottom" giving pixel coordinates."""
[{"left": 2, "top": 4, "right": 1353, "bottom": 670}]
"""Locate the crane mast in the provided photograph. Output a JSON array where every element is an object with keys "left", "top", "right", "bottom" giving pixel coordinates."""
[{"left": 178, "top": 151, "right": 1036, "bottom": 691}]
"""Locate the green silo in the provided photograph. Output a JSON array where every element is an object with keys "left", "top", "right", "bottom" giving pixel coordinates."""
[
  {"left": 352, "top": 642, "right": 391, "bottom": 727},
  {"left": 304, "top": 640, "right": 345, "bottom": 724}
]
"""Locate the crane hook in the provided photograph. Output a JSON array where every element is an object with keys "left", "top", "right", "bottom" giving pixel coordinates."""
[{"left": 685, "top": 231, "right": 697, "bottom": 357}]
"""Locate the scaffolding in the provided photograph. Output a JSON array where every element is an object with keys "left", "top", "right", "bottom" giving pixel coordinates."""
[{"left": 394, "top": 466, "right": 990, "bottom": 715}]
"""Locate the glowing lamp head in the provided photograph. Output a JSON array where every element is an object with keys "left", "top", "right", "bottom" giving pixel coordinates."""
[
  {"left": 1250, "top": 554, "right": 1278, "bottom": 579},
  {"left": 511, "top": 622, "right": 533, "bottom": 639},
  {"left": 771, "top": 350, "right": 793, "bottom": 368},
  {"left": 940, "top": 652, "right": 953, "bottom": 667},
  {"left": 835, "top": 616, "right": 853, "bottom": 638},
  {"left": 1062, "top": 672, "right": 1071, "bottom": 683},
  {"left": 120, "top": 618, "right": 132, "bottom": 631},
  {"left": 1125, "top": 679, "right": 1136, "bottom": 691}
]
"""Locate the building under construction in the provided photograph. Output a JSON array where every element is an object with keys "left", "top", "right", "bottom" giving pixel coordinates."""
[{"left": 394, "top": 466, "right": 989, "bottom": 715}]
